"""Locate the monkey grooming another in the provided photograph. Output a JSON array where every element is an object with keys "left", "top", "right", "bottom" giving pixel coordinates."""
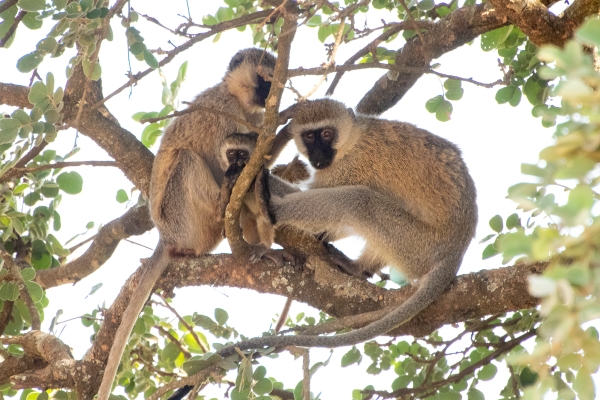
[
  {"left": 218, "top": 98, "right": 478, "bottom": 352},
  {"left": 97, "top": 49, "right": 278, "bottom": 400}
]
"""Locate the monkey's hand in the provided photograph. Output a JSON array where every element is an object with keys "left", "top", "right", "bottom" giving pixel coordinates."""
[
  {"left": 225, "top": 163, "right": 245, "bottom": 188},
  {"left": 324, "top": 243, "right": 372, "bottom": 280},
  {"left": 254, "top": 166, "right": 277, "bottom": 225}
]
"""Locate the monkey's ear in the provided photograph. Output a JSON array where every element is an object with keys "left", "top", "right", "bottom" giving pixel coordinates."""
[
  {"left": 229, "top": 54, "right": 244, "bottom": 71},
  {"left": 347, "top": 108, "right": 356, "bottom": 119}
]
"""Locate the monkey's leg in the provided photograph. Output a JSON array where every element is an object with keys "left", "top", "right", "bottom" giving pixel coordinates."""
[{"left": 164, "top": 150, "right": 223, "bottom": 253}]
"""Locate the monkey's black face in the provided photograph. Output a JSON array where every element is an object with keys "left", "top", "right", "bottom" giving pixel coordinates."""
[
  {"left": 226, "top": 149, "right": 250, "bottom": 167},
  {"left": 254, "top": 74, "right": 272, "bottom": 107},
  {"left": 301, "top": 127, "right": 337, "bottom": 169}
]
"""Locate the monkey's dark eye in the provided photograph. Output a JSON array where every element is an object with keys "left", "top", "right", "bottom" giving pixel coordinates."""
[
  {"left": 303, "top": 132, "right": 315, "bottom": 142},
  {"left": 227, "top": 150, "right": 236, "bottom": 157},
  {"left": 238, "top": 151, "right": 249, "bottom": 158},
  {"left": 321, "top": 129, "right": 334, "bottom": 142}
]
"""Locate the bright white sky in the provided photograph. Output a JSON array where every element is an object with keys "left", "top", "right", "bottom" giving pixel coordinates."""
[{"left": 2, "top": 1, "right": 587, "bottom": 398}]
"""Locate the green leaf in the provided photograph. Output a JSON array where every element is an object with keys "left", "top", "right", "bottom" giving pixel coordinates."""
[
  {"left": 22, "top": 12, "right": 43, "bottom": 29},
  {"left": 509, "top": 87, "right": 522, "bottom": 106},
  {"left": 11, "top": 110, "right": 30, "bottom": 125},
  {"left": 253, "top": 378, "right": 273, "bottom": 395},
  {"left": 0, "top": 282, "right": 19, "bottom": 301},
  {"left": 566, "top": 266, "right": 589, "bottom": 286},
  {"left": 482, "top": 243, "right": 498, "bottom": 259},
  {"left": 215, "top": 308, "right": 228, "bottom": 325},
  {"left": 0, "top": 118, "right": 21, "bottom": 130},
  {"left": 306, "top": 14, "right": 321, "bottom": 27},
  {"left": 129, "top": 42, "right": 146, "bottom": 55},
  {"left": 481, "top": 25, "right": 513, "bottom": 51},
  {"left": 574, "top": 367, "right": 595, "bottom": 400},
  {"left": 21, "top": 268, "right": 36, "bottom": 281},
  {"left": 56, "top": 171, "right": 83, "bottom": 194},
  {"left": 253, "top": 366, "right": 267, "bottom": 380},
  {"left": 425, "top": 95, "right": 443, "bottom": 113},
  {"left": 478, "top": 363, "right": 497, "bottom": 380},
  {"left": 87, "top": 283, "right": 102, "bottom": 297},
  {"left": 506, "top": 213, "right": 521, "bottom": 229},
  {"left": 446, "top": 88, "right": 464, "bottom": 101},
  {"left": 391, "top": 375, "right": 411, "bottom": 390},
  {"left": 576, "top": 17, "right": 600, "bottom": 47},
  {"left": 435, "top": 100, "right": 453, "bottom": 122},
  {"left": 467, "top": 388, "right": 484, "bottom": 400},
  {"left": 215, "top": 7, "right": 233, "bottom": 22},
  {"left": 341, "top": 346, "right": 362, "bottom": 367},
  {"left": 0, "top": 127, "right": 19, "bottom": 145},
  {"left": 17, "top": 51, "right": 45, "bottom": 73},
  {"left": 489, "top": 215, "right": 503, "bottom": 233},
  {"left": 232, "top": 387, "right": 251, "bottom": 400},
  {"left": 193, "top": 314, "right": 217, "bottom": 329},
  {"left": 417, "top": 0, "right": 434, "bottom": 10},
  {"left": 115, "top": 189, "right": 128, "bottom": 203},
  {"left": 28, "top": 81, "right": 47, "bottom": 104},
  {"left": 161, "top": 340, "right": 181, "bottom": 362},
  {"left": 520, "top": 366, "right": 539, "bottom": 387},
  {"left": 495, "top": 86, "right": 516, "bottom": 104},
  {"left": 17, "top": 0, "right": 46, "bottom": 12},
  {"left": 25, "top": 281, "right": 43, "bottom": 303},
  {"left": 143, "top": 49, "right": 159, "bottom": 69},
  {"left": 439, "top": 389, "right": 461, "bottom": 400},
  {"left": 202, "top": 14, "right": 218, "bottom": 25}
]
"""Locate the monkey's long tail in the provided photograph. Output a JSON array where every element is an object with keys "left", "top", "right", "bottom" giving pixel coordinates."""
[
  {"left": 97, "top": 242, "right": 169, "bottom": 400},
  {"left": 217, "top": 258, "right": 461, "bottom": 356}
]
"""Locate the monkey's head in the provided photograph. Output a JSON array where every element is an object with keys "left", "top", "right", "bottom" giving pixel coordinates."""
[
  {"left": 225, "top": 48, "right": 277, "bottom": 112},
  {"left": 220, "top": 132, "right": 259, "bottom": 172},
  {"left": 290, "top": 99, "right": 356, "bottom": 170}
]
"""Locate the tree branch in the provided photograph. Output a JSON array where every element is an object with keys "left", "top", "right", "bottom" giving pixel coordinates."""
[
  {"left": 0, "top": 82, "right": 31, "bottom": 109},
  {"left": 0, "top": 161, "right": 118, "bottom": 183},
  {"left": 356, "top": 3, "right": 507, "bottom": 114},
  {"left": 487, "top": 0, "right": 600, "bottom": 47},
  {"left": 35, "top": 205, "right": 154, "bottom": 289}
]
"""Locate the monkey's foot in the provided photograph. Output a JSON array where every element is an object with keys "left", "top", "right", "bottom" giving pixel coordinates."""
[
  {"left": 324, "top": 244, "right": 372, "bottom": 280},
  {"left": 249, "top": 247, "right": 304, "bottom": 269}
]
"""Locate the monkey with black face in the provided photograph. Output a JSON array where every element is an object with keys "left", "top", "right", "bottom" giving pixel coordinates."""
[
  {"left": 217, "top": 98, "right": 477, "bottom": 352},
  {"left": 98, "top": 49, "right": 277, "bottom": 400}
]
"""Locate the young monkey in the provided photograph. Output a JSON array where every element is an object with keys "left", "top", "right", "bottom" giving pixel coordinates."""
[
  {"left": 217, "top": 98, "right": 478, "bottom": 353},
  {"left": 219, "top": 132, "right": 309, "bottom": 263},
  {"left": 97, "top": 49, "right": 277, "bottom": 400}
]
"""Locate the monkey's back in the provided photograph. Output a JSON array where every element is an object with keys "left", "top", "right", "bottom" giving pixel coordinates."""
[
  {"left": 313, "top": 117, "right": 477, "bottom": 233},
  {"left": 149, "top": 82, "right": 262, "bottom": 247}
]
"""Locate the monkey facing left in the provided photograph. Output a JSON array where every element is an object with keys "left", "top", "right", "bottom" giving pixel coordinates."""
[{"left": 97, "top": 48, "right": 277, "bottom": 400}]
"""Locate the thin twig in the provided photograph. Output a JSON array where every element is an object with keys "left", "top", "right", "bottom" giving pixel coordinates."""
[
  {"left": 140, "top": 102, "right": 260, "bottom": 134},
  {"left": 325, "top": 20, "right": 433, "bottom": 95},
  {"left": 89, "top": 9, "right": 275, "bottom": 111},
  {"left": 0, "top": 9, "right": 26, "bottom": 47},
  {"left": 0, "top": 161, "right": 118, "bottom": 183},
  {"left": 299, "top": 17, "right": 346, "bottom": 100},
  {"left": 302, "top": 349, "right": 310, "bottom": 400},
  {"left": 0, "top": 246, "right": 40, "bottom": 330},
  {"left": 67, "top": 234, "right": 96, "bottom": 253},
  {"left": 290, "top": 62, "right": 503, "bottom": 88},
  {"left": 0, "top": 0, "right": 17, "bottom": 15},
  {"left": 398, "top": 0, "right": 430, "bottom": 59},
  {"left": 156, "top": 294, "right": 209, "bottom": 353},
  {"left": 155, "top": 325, "right": 192, "bottom": 358}
]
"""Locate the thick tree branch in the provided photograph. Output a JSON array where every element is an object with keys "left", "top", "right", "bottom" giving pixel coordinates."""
[
  {"left": 63, "top": 66, "right": 155, "bottom": 195},
  {"left": 35, "top": 206, "right": 154, "bottom": 289},
  {"left": 487, "top": 0, "right": 600, "bottom": 47},
  {"left": 356, "top": 3, "right": 507, "bottom": 114},
  {"left": 0, "top": 82, "right": 30, "bottom": 109}
]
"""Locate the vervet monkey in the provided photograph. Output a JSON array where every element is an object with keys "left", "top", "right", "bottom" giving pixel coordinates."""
[
  {"left": 97, "top": 48, "right": 277, "bottom": 400},
  {"left": 218, "top": 98, "right": 478, "bottom": 353}
]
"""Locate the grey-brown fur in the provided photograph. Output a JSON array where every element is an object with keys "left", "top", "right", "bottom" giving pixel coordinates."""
[
  {"left": 218, "top": 98, "right": 477, "bottom": 352},
  {"left": 98, "top": 49, "right": 276, "bottom": 400}
]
